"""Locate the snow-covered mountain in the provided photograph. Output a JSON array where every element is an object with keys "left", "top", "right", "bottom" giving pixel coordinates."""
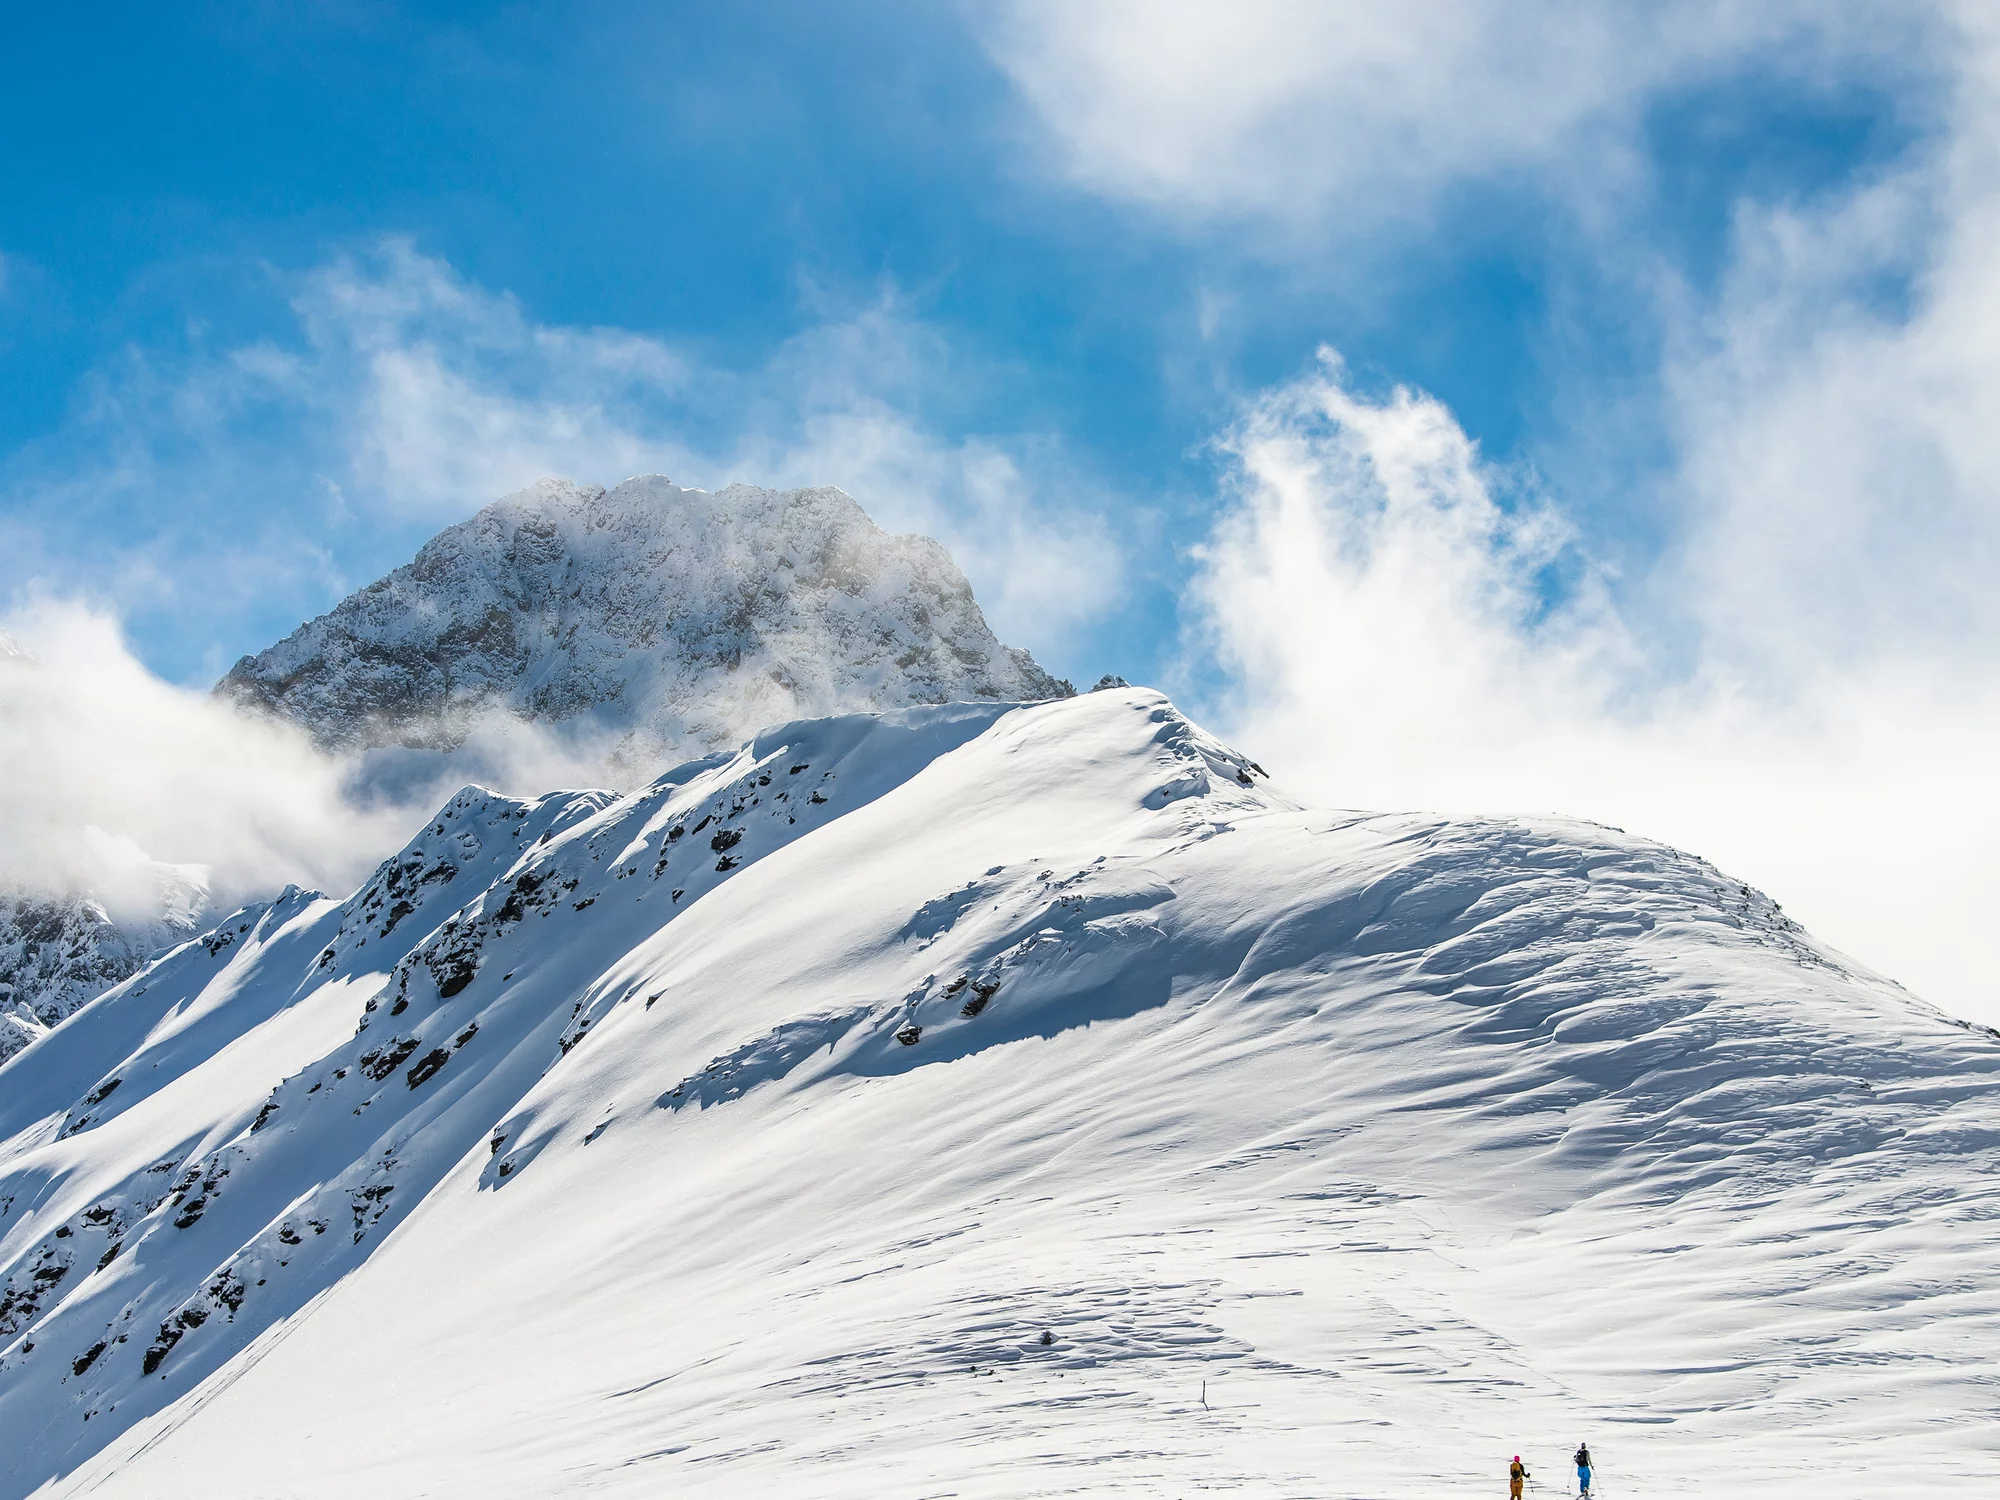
[
  {"left": 0, "top": 878, "right": 205, "bottom": 1063},
  {"left": 2, "top": 478, "right": 1068, "bottom": 1051},
  {"left": 3, "top": 689, "right": 1995, "bottom": 1497},
  {"left": 0, "top": 642, "right": 212, "bottom": 1062},
  {"left": 216, "top": 475, "right": 1071, "bottom": 771}
]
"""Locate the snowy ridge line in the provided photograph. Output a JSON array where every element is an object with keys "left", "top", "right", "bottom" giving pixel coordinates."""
[
  {"left": 5, "top": 473, "right": 1068, "bottom": 1060},
  {"left": 2, "top": 690, "right": 1997, "bottom": 1496},
  {"left": 453, "top": 693, "right": 1996, "bottom": 1493},
  {"left": 0, "top": 700, "right": 1033, "bottom": 1494}
]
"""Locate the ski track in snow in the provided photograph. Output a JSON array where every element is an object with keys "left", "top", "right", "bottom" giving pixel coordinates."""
[{"left": 0, "top": 690, "right": 1996, "bottom": 1497}]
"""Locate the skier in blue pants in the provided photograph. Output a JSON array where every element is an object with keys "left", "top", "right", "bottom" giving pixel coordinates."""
[{"left": 1574, "top": 1441, "right": 1593, "bottom": 1494}]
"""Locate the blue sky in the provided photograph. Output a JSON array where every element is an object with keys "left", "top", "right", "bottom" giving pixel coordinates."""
[
  {"left": 5, "top": 3, "right": 2000, "bottom": 1018},
  {"left": 0, "top": 2, "right": 1925, "bottom": 682}
]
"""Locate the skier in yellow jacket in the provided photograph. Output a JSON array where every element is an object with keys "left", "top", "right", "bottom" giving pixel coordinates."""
[{"left": 1509, "top": 1455, "right": 1529, "bottom": 1497}]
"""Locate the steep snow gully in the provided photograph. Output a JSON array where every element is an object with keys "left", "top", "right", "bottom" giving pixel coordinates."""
[{"left": 1, "top": 691, "right": 1996, "bottom": 1497}]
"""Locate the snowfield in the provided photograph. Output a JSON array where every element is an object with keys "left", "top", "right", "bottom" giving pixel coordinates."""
[{"left": 2, "top": 690, "right": 1996, "bottom": 1497}]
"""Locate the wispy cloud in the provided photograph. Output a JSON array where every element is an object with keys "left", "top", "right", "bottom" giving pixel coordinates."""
[
  {"left": 1660, "top": 18, "right": 2000, "bottom": 676},
  {"left": 1190, "top": 352, "right": 2000, "bottom": 1023},
  {"left": 984, "top": 0, "right": 1934, "bottom": 233},
  {"left": 0, "top": 242, "right": 1123, "bottom": 680},
  {"left": 0, "top": 599, "right": 411, "bottom": 911},
  {"left": 264, "top": 245, "right": 694, "bottom": 519}
]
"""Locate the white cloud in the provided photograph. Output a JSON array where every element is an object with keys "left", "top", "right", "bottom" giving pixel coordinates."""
[
  {"left": 0, "top": 597, "right": 668, "bottom": 946},
  {"left": 266, "top": 244, "right": 693, "bottom": 517},
  {"left": 249, "top": 243, "right": 1123, "bottom": 656},
  {"left": 994, "top": 0, "right": 2000, "bottom": 1020},
  {"left": 1662, "top": 11, "right": 2000, "bottom": 677},
  {"left": 0, "top": 599, "right": 411, "bottom": 910},
  {"left": 1190, "top": 353, "right": 2000, "bottom": 1025},
  {"left": 984, "top": 0, "right": 1929, "bottom": 229},
  {"left": 1193, "top": 352, "right": 1628, "bottom": 749}
]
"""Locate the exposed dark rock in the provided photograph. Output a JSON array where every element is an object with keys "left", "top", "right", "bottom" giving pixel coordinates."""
[
  {"left": 405, "top": 1049, "right": 451, "bottom": 1088},
  {"left": 433, "top": 955, "right": 478, "bottom": 999},
  {"left": 359, "top": 1036, "right": 421, "bottom": 1082}
]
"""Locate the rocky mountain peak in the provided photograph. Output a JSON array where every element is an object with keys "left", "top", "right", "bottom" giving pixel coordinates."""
[
  {"left": 3, "top": 478, "right": 1074, "bottom": 1056},
  {"left": 216, "top": 476, "right": 1072, "bottom": 764}
]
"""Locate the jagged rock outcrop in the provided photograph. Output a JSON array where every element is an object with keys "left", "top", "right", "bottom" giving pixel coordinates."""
[{"left": 0, "top": 882, "right": 205, "bottom": 1063}]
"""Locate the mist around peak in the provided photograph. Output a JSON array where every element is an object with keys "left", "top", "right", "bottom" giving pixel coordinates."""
[
  {"left": 0, "top": 481, "right": 1080, "bottom": 1051},
  {"left": 216, "top": 474, "right": 1073, "bottom": 765}
]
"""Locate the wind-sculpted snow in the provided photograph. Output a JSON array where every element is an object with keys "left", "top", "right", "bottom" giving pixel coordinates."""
[
  {"left": 216, "top": 476, "right": 1071, "bottom": 766},
  {"left": 0, "top": 691, "right": 1996, "bottom": 1497},
  {"left": 0, "top": 700, "right": 1020, "bottom": 1493}
]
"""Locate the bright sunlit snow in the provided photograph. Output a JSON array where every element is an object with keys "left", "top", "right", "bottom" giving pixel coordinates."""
[{"left": 4, "top": 690, "right": 1993, "bottom": 1498}]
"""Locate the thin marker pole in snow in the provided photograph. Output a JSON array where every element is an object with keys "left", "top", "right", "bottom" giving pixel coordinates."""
[{"left": 1201, "top": 1379, "right": 1207, "bottom": 1409}]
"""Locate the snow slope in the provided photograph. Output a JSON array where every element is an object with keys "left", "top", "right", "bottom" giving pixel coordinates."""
[
  {"left": 6, "top": 477, "right": 1064, "bottom": 1049},
  {"left": 2, "top": 690, "right": 1997, "bottom": 1498},
  {"left": 215, "top": 475, "right": 1071, "bottom": 768}
]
